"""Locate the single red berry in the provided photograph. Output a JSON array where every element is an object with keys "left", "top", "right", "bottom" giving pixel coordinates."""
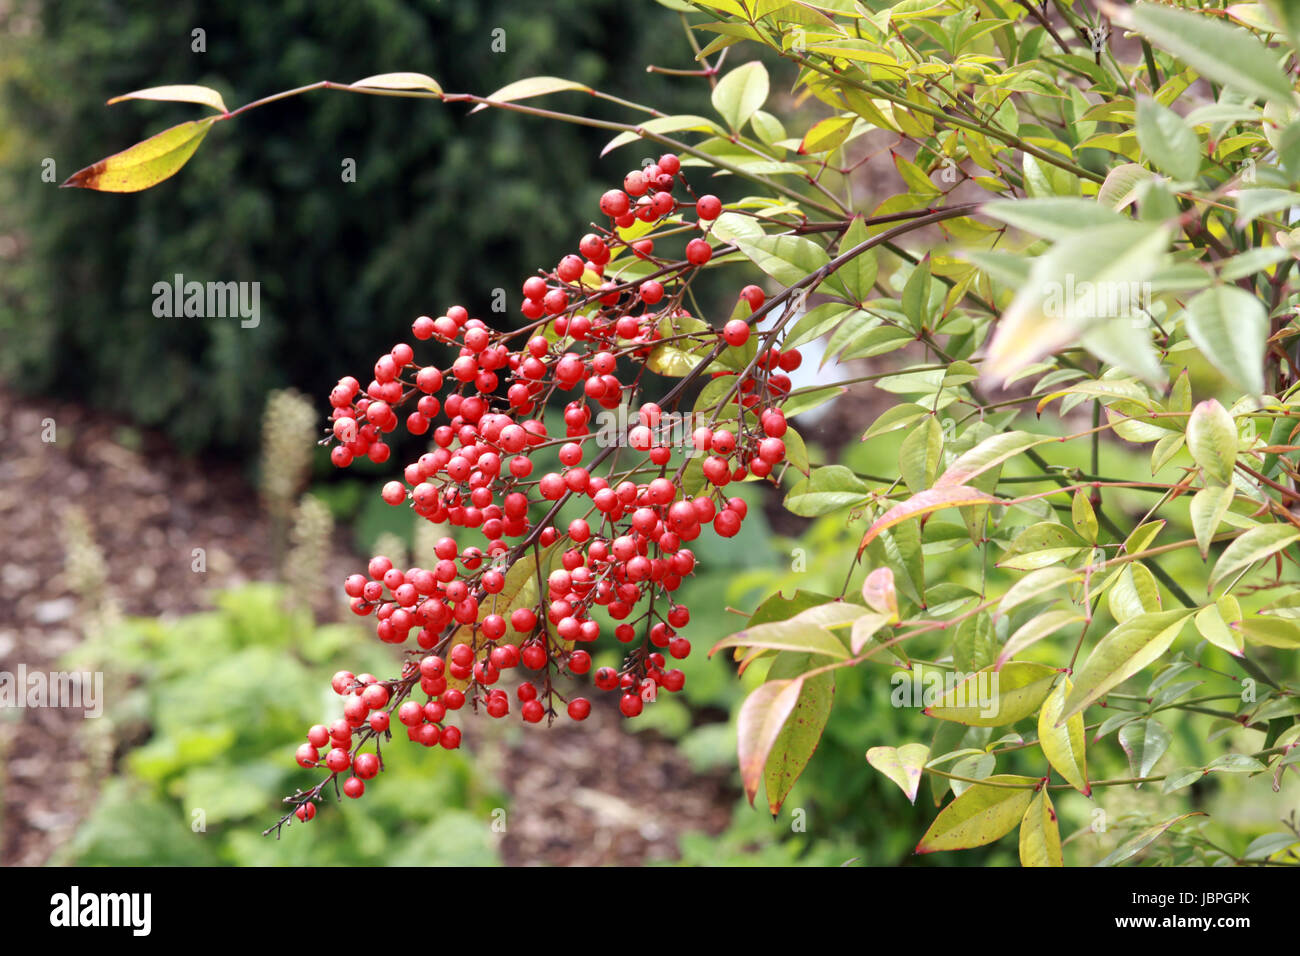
[
  {"left": 723, "top": 319, "right": 750, "bottom": 347},
  {"left": 567, "top": 697, "right": 592, "bottom": 721},
  {"left": 696, "top": 195, "right": 722, "bottom": 219},
  {"left": 686, "top": 238, "right": 713, "bottom": 265}
]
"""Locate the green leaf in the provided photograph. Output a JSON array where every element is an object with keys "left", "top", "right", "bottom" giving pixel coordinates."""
[
  {"left": 1240, "top": 615, "right": 1300, "bottom": 648},
  {"left": 784, "top": 304, "right": 860, "bottom": 350},
  {"left": 1098, "top": 163, "right": 1156, "bottom": 210},
  {"left": 935, "top": 431, "right": 1054, "bottom": 488},
  {"left": 900, "top": 257, "right": 933, "bottom": 331},
  {"left": 899, "top": 416, "right": 944, "bottom": 493},
  {"left": 1019, "top": 789, "right": 1063, "bottom": 867},
  {"left": 1183, "top": 286, "right": 1267, "bottom": 396},
  {"left": 999, "top": 567, "right": 1082, "bottom": 616},
  {"left": 734, "top": 234, "right": 830, "bottom": 287},
  {"left": 1038, "top": 680, "right": 1090, "bottom": 795},
  {"left": 63, "top": 119, "right": 215, "bottom": 192},
  {"left": 1062, "top": 610, "right": 1193, "bottom": 720},
  {"left": 953, "top": 612, "right": 996, "bottom": 671},
  {"left": 783, "top": 465, "right": 872, "bottom": 517},
  {"left": 834, "top": 217, "right": 877, "bottom": 303},
  {"left": 997, "top": 611, "right": 1086, "bottom": 668},
  {"left": 784, "top": 426, "right": 810, "bottom": 476},
  {"left": 925, "top": 662, "right": 1058, "bottom": 727},
  {"left": 782, "top": 385, "right": 847, "bottom": 418},
  {"left": 646, "top": 343, "right": 702, "bottom": 377},
  {"left": 982, "top": 198, "right": 1125, "bottom": 236},
  {"left": 1187, "top": 399, "right": 1238, "bottom": 484},
  {"left": 915, "top": 775, "right": 1039, "bottom": 853},
  {"left": 858, "top": 486, "right": 1000, "bottom": 554},
  {"left": 1119, "top": 718, "right": 1172, "bottom": 782},
  {"left": 107, "top": 84, "right": 228, "bottom": 113},
  {"left": 1127, "top": 2, "right": 1295, "bottom": 104},
  {"left": 601, "top": 115, "right": 722, "bottom": 155},
  {"left": 1107, "top": 564, "right": 1162, "bottom": 624},
  {"left": 1190, "top": 486, "right": 1235, "bottom": 559},
  {"left": 1093, "top": 812, "right": 1207, "bottom": 866},
  {"left": 1136, "top": 96, "right": 1201, "bottom": 181},
  {"left": 984, "top": 222, "right": 1171, "bottom": 383},
  {"left": 710, "top": 602, "right": 862, "bottom": 660},
  {"left": 352, "top": 72, "right": 444, "bottom": 96},
  {"left": 712, "top": 61, "right": 769, "bottom": 132},
  {"left": 1210, "top": 525, "right": 1300, "bottom": 589},
  {"left": 1072, "top": 490, "right": 1098, "bottom": 544},
  {"left": 763, "top": 653, "right": 835, "bottom": 815},
  {"left": 1195, "top": 598, "right": 1245, "bottom": 657},
  {"left": 866, "top": 743, "right": 930, "bottom": 805},
  {"left": 737, "top": 678, "right": 803, "bottom": 806},
  {"left": 799, "top": 115, "right": 855, "bottom": 154}
]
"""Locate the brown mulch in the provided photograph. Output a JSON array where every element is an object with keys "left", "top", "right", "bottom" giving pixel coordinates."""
[{"left": 0, "top": 384, "right": 734, "bottom": 866}]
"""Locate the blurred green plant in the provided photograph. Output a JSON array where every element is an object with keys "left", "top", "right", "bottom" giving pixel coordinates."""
[{"left": 58, "top": 584, "right": 505, "bottom": 865}]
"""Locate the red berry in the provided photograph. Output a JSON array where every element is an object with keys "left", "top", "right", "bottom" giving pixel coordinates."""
[
  {"left": 567, "top": 697, "right": 592, "bottom": 721},
  {"left": 686, "top": 238, "right": 713, "bottom": 265},
  {"left": 696, "top": 195, "right": 722, "bottom": 219},
  {"left": 723, "top": 319, "right": 750, "bottom": 347}
]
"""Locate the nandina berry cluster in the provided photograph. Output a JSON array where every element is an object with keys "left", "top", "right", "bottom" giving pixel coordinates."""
[{"left": 285, "top": 153, "right": 802, "bottom": 825}]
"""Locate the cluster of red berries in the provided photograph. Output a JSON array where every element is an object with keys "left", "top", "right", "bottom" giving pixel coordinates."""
[{"left": 287, "top": 153, "right": 802, "bottom": 822}]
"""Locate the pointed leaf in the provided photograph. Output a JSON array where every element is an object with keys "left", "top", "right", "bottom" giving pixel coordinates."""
[
  {"left": 737, "top": 678, "right": 803, "bottom": 805},
  {"left": 1039, "top": 680, "right": 1090, "bottom": 795},
  {"left": 915, "top": 775, "right": 1039, "bottom": 853},
  {"left": 352, "top": 72, "right": 443, "bottom": 95},
  {"left": 62, "top": 119, "right": 215, "bottom": 192},
  {"left": 866, "top": 744, "right": 930, "bottom": 805},
  {"left": 763, "top": 654, "right": 835, "bottom": 814},
  {"left": 925, "top": 662, "right": 1058, "bottom": 727},
  {"left": 935, "top": 431, "right": 1054, "bottom": 488},
  {"left": 712, "top": 61, "right": 769, "bottom": 132},
  {"left": 471, "top": 76, "right": 587, "bottom": 113},
  {"left": 710, "top": 602, "right": 861, "bottom": 660},
  {"left": 1119, "top": 718, "right": 1172, "bottom": 781},
  {"left": 1187, "top": 399, "right": 1238, "bottom": 484},
  {"left": 1210, "top": 525, "right": 1300, "bottom": 589},
  {"left": 1019, "top": 789, "right": 1064, "bottom": 867},
  {"left": 1127, "top": 2, "right": 1295, "bottom": 103},
  {"left": 1093, "top": 812, "right": 1207, "bottom": 867},
  {"left": 1191, "top": 486, "right": 1235, "bottom": 558},
  {"left": 1062, "top": 610, "right": 1193, "bottom": 720},
  {"left": 107, "top": 84, "right": 228, "bottom": 113},
  {"left": 859, "top": 486, "right": 999, "bottom": 554},
  {"left": 1183, "top": 286, "right": 1267, "bottom": 396}
]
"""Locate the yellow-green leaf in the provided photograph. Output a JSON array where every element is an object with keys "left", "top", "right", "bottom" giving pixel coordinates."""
[
  {"left": 1039, "top": 680, "right": 1090, "bottom": 794},
  {"left": 62, "top": 118, "right": 215, "bottom": 192},
  {"left": 470, "top": 75, "right": 586, "bottom": 113},
  {"left": 1019, "top": 789, "right": 1063, "bottom": 867},
  {"left": 1061, "top": 610, "right": 1193, "bottom": 721},
  {"left": 1210, "top": 525, "right": 1300, "bottom": 590},
  {"left": 925, "top": 662, "right": 1058, "bottom": 727},
  {"left": 915, "top": 775, "right": 1038, "bottom": 854},
  {"left": 866, "top": 743, "right": 930, "bottom": 804},
  {"left": 107, "top": 84, "right": 228, "bottom": 113}
]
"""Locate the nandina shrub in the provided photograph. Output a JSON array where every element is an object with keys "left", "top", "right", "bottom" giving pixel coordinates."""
[{"left": 69, "top": 1, "right": 1300, "bottom": 865}]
